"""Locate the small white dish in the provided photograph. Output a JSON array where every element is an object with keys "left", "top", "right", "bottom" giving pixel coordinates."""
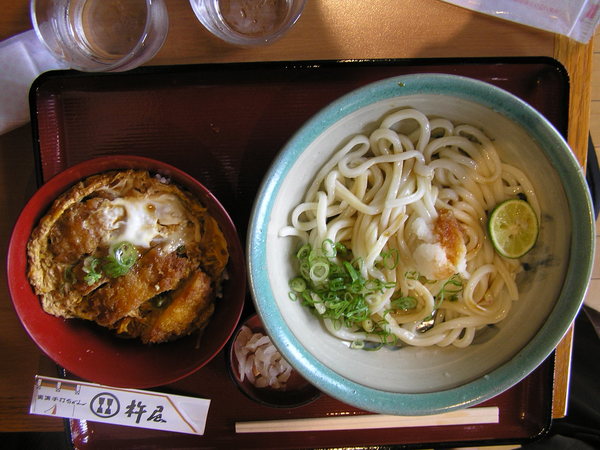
[{"left": 228, "top": 314, "right": 320, "bottom": 408}]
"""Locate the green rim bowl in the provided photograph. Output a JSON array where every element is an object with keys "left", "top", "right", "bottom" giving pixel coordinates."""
[{"left": 247, "top": 74, "right": 594, "bottom": 415}]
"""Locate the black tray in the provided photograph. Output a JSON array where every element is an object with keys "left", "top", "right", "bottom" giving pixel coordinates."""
[{"left": 30, "top": 57, "right": 568, "bottom": 449}]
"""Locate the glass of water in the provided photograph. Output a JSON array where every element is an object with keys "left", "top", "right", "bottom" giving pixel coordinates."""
[
  {"left": 189, "top": 0, "right": 306, "bottom": 46},
  {"left": 30, "top": 0, "right": 169, "bottom": 72}
]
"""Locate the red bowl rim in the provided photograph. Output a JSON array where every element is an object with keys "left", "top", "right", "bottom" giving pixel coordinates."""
[{"left": 6, "top": 155, "right": 246, "bottom": 388}]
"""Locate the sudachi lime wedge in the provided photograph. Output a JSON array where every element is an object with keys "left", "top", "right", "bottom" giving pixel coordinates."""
[{"left": 488, "top": 199, "right": 539, "bottom": 259}]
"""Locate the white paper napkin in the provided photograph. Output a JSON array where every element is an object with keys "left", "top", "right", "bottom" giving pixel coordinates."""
[{"left": 0, "top": 30, "right": 68, "bottom": 135}]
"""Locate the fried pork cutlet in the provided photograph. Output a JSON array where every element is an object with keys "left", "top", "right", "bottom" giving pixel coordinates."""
[
  {"left": 26, "top": 169, "right": 230, "bottom": 344},
  {"left": 89, "top": 246, "right": 196, "bottom": 327},
  {"left": 140, "top": 270, "right": 215, "bottom": 344},
  {"left": 48, "top": 197, "right": 115, "bottom": 264}
]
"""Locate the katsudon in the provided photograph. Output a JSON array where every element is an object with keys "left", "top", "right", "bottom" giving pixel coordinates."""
[{"left": 27, "top": 169, "right": 229, "bottom": 344}]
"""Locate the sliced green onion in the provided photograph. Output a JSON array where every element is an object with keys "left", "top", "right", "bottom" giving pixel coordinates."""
[
  {"left": 328, "top": 277, "right": 345, "bottom": 291},
  {"left": 440, "top": 275, "right": 463, "bottom": 300},
  {"left": 289, "top": 277, "right": 307, "bottom": 293},
  {"left": 309, "top": 260, "right": 329, "bottom": 282},
  {"left": 102, "top": 260, "right": 129, "bottom": 278},
  {"left": 299, "top": 260, "right": 311, "bottom": 280},
  {"left": 380, "top": 248, "right": 399, "bottom": 270},
  {"left": 350, "top": 340, "right": 365, "bottom": 349},
  {"left": 343, "top": 261, "right": 360, "bottom": 283},
  {"left": 392, "top": 295, "right": 417, "bottom": 311},
  {"left": 82, "top": 257, "right": 102, "bottom": 285},
  {"left": 405, "top": 270, "right": 418, "bottom": 280},
  {"left": 296, "top": 244, "right": 311, "bottom": 259},
  {"left": 434, "top": 274, "right": 463, "bottom": 309},
  {"left": 321, "top": 239, "right": 337, "bottom": 258},
  {"left": 112, "top": 241, "right": 138, "bottom": 267},
  {"left": 103, "top": 241, "right": 139, "bottom": 278},
  {"left": 288, "top": 241, "right": 397, "bottom": 344}
]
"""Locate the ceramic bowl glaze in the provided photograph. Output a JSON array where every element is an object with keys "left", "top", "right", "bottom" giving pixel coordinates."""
[{"left": 247, "top": 74, "right": 594, "bottom": 415}]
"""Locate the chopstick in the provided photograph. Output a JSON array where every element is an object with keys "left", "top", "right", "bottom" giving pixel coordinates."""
[{"left": 235, "top": 406, "right": 499, "bottom": 433}]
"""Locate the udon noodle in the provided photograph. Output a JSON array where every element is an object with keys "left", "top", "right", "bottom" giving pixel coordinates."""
[{"left": 280, "top": 108, "right": 540, "bottom": 348}]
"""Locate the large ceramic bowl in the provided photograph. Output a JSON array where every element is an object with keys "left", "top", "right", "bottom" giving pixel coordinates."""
[
  {"left": 7, "top": 155, "right": 246, "bottom": 388},
  {"left": 247, "top": 74, "right": 594, "bottom": 415}
]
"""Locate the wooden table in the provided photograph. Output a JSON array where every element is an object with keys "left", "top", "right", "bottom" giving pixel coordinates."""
[{"left": 0, "top": 0, "right": 593, "bottom": 434}]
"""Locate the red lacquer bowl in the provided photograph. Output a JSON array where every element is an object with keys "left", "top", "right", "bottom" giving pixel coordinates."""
[{"left": 7, "top": 155, "right": 246, "bottom": 388}]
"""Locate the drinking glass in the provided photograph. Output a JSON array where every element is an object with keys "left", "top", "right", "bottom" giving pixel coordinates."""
[
  {"left": 31, "top": 0, "right": 169, "bottom": 72},
  {"left": 189, "top": 0, "right": 306, "bottom": 46}
]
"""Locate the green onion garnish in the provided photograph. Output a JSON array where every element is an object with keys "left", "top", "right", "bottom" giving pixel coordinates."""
[
  {"left": 391, "top": 295, "right": 417, "bottom": 311},
  {"left": 422, "top": 274, "right": 464, "bottom": 322},
  {"left": 288, "top": 241, "right": 397, "bottom": 332},
  {"left": 82, "top": 257, "right": 102, "bottom": 285},
  {"left": 289, "top": 277, "right": 307, "bottom": 293},
  {"left": 103, "top": 242, "right": 139, "bottom": 278}
]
